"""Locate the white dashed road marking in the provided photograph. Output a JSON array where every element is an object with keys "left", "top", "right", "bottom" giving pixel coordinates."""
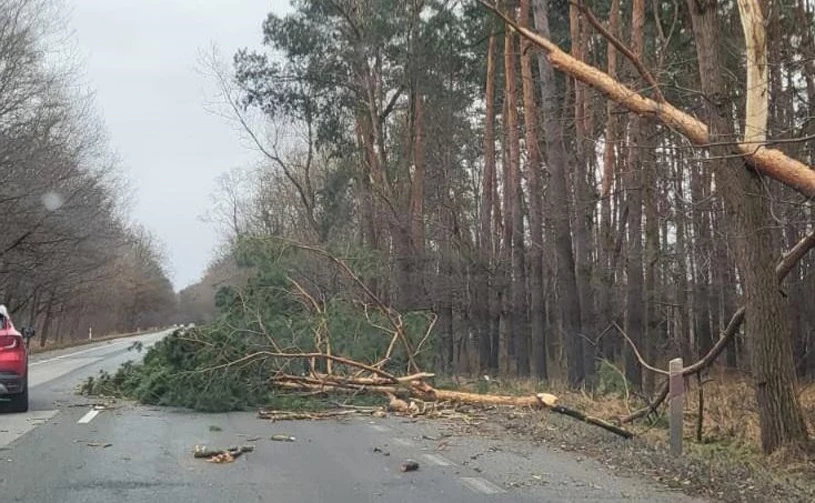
[
  {"left": 460, "top": 477, "right": 506, "bottom": 495},
  {"left": 77, "top": 409, "right": 101, "bottom": 424},
  {"left": 392, "top": 437, "right": 414, "bottom": 447},
  {"left": 369, "top": 424, "right": 390, "bottom": 433},
  {"left": 421, "top": 453, "right": 453, "bottom": 466}
]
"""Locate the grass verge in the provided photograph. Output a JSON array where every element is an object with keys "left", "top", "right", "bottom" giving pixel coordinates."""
[{"left": 447, "top": 373, "right": 815, "bottom": 503}]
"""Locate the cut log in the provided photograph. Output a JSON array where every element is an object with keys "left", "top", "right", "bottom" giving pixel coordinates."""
[
  {"left": 414, "top": 385, "right": 558, "bottom": 409},
  {"left": 269, "top": 369, "right": 631, "bottom": 438}
]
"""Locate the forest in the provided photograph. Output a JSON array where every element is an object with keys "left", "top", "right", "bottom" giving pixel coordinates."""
[
  {"left": 172, "top": 0, "right": 815, "bottom": 460},
  {"left": 0, "top": 0, "right": 177, "bottom": 344}
]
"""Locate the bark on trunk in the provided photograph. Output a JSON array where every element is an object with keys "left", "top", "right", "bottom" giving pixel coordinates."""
[
  {"left": 571, "top": 2, "right": 597, "bottom": 387},
  {"left": 503, "top": 22, "right": 530, "bottom": 376},
  {"left": 674, "top": 152, "right": 691, "bottom": 363},
  {"left": 599, "top": 0, "right": 620, "bottom": 361},
  {"left": 691, "top": 163, "right": 713, "bottom": 357},
  {"left": 519, "top": 0, "right": 547, "bottom": 379},
  {"left": 623, "top": 0, "right": 646, "bottom": 391},
  {"left": 532, "top": 0, "right": 584, "bottom": 385},
  {"left": 478, "top": 29, "right": 498, "bottom": 372},
  {"left": 687, "top": 0, "right": 809, "bottom": 453}
]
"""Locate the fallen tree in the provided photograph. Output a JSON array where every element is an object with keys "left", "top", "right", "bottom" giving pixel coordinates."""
[
  {"left": 81, "top": 238, "right": 633, "bottom": 439},
  {"left": 264, "top": 363, "right": 633, "bottom": 437}
]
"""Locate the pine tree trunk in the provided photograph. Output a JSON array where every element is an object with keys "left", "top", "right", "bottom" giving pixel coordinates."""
[
  {"left": 643, "top": 143, "right": 660, "bottom": 394},
  {"left": 519, "top": 0, "right": 547, "bottom": 379},
  {"left": 687, "top": 0, "right": 809, "bottom": 454},
  {"left": 599, "top": 0, "right": 620, "bottom": 361},
  {"left": 532, "top": 0, "right": 584, "bottom": 385},
  {"left": 570, "top": 2, "right": 597, "bottom": 387},
  {"left": 503, "top": 22, "right": 530, "bottom": 376},
  {"left": 623, "top": 0, "right": 646, "bottom": 391},
  {"left": 691, "top": 163, "right": 713, "bottom": 357},
  {"left": 478, "top": 29, "right": 498, "bottom": 372},
  {"left": 673, "top": 151, "right": 691, "bottom": 363}
]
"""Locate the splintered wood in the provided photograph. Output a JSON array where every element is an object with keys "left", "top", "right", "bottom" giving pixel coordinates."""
[
  {"left": 257, "top": 409, "right": 359, "bottom": 421},
  {"left": 194, "top": 444, "right": 255, "bottom": 463}
]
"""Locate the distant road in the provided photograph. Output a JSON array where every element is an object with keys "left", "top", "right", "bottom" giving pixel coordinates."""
[{"left": 0, "top": 330, "right": 706, "bottom": 503}]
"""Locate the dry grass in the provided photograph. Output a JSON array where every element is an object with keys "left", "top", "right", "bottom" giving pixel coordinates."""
[
  {"left": 451, "top": 372, "right": 815, "bottom": 455},
  {"left": 442, "top": 373, "right": 815, "bottom": 501}
]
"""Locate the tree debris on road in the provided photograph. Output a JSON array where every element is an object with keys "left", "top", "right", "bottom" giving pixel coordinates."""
[
  {"left": 257, "top": 409, "right": 358, "bottom": 421},
  {"left": 400, "top": 460, "right": 420, "bottom": 472},
  {"left": 83, "top": 442, "right": 113, "bottom": 448},
  {"left": 194, "top": 444, "right": 255, "bottom": 463}
]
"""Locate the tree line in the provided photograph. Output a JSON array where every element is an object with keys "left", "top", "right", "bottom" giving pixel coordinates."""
[
  {"left": 188, "top": 0, "right": 815, "bottom": 454},
  {"left": 0, "top": 0, "right": 176, "bottom": 344}
]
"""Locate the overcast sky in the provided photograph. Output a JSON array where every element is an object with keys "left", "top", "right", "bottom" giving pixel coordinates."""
[{"left": 69, "top": 0, "right": 289, "bottom": 290}]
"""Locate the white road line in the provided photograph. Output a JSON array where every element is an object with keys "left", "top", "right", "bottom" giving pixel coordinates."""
[
  {"left": 392, "top": 437, "right": 414, "bottom": 447},
  {"left": 421, "top": 453, "right": 453, "bottom": 466},
  {"left": 369, "top": 424, "right": 390, "bottom": 433},
  {"left": 30, "top": 341, "right": 131, "bottom": 366},
  {"left": 460, "top": 477, "right": 506, "bottom": 495},
  {"left": 77, "top": 409, "right": 101, "bottom": 424}
]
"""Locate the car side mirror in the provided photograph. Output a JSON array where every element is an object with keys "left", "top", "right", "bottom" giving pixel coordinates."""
[{"left": 22, "top": 326, "right": 35, "bottom": 340}]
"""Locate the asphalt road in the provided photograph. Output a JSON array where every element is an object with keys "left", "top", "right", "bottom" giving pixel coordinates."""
[{"left": 0, "top": 330, "right": 707, "bottom": 502}]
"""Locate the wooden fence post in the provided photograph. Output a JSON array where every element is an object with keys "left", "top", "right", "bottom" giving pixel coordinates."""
[{"left": 669, "top": 358, "right": 684, "bottom": 455}]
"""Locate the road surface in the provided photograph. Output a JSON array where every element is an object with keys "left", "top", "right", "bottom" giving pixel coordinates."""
[{"left": 0, "top": 330, "right": 706, "bottom": 502}]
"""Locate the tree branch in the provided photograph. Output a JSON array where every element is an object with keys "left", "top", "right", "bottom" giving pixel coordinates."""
[
  {"left": 621, "top": 230, "right": 815, "bottom": 423},
  {"left": 571, "top": 0, "right": 665, "bottom": 102}
]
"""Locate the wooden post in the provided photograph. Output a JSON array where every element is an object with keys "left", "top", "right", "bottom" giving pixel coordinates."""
[{"left": 669, "top": 358, "right": 684, "bottom": 455}]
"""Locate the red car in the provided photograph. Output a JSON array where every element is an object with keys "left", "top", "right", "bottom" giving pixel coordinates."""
[{"left": 0, "top": 305, "right": 34, "bottom": 412}]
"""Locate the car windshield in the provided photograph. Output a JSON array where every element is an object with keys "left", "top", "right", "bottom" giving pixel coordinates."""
[{"left": 2, "top": 1, "right": 815, "bottom": 502}]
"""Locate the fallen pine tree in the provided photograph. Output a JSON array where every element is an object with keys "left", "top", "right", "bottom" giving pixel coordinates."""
[
  {"left": 266, "top": 370, "right": 633, "bottom": 438},
  {"left": 79, "top": 238, "right": 633, "bottom": 439}
]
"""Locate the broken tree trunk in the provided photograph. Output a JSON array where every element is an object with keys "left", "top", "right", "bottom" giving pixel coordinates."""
[
  {"left": 269, "top": 373, "right": 634, "bottom": 438},
  {"left": 479, "top": 1, "right": 815, "bottom": 199}
]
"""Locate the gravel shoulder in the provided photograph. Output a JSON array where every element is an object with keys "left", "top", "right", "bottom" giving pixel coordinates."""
[{"left": 450, "top": 407, "right": 815, "bottom": 503}]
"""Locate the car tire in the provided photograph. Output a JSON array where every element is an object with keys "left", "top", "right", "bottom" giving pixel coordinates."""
[{"left": 7, "top": 378, "right": 28, "bottom": 413}]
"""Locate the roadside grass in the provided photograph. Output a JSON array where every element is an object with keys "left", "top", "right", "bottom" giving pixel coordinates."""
[
  {"left": 441, "top": 369, "right": 815, "bottom": 496},
  {"left": 444, "top": 369, "right": 815, "bottom": 447}
]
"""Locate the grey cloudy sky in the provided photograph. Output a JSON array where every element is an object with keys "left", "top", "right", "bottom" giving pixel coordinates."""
[{"left": 69, "top": 0, "right": 289, "bottom": 290}]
